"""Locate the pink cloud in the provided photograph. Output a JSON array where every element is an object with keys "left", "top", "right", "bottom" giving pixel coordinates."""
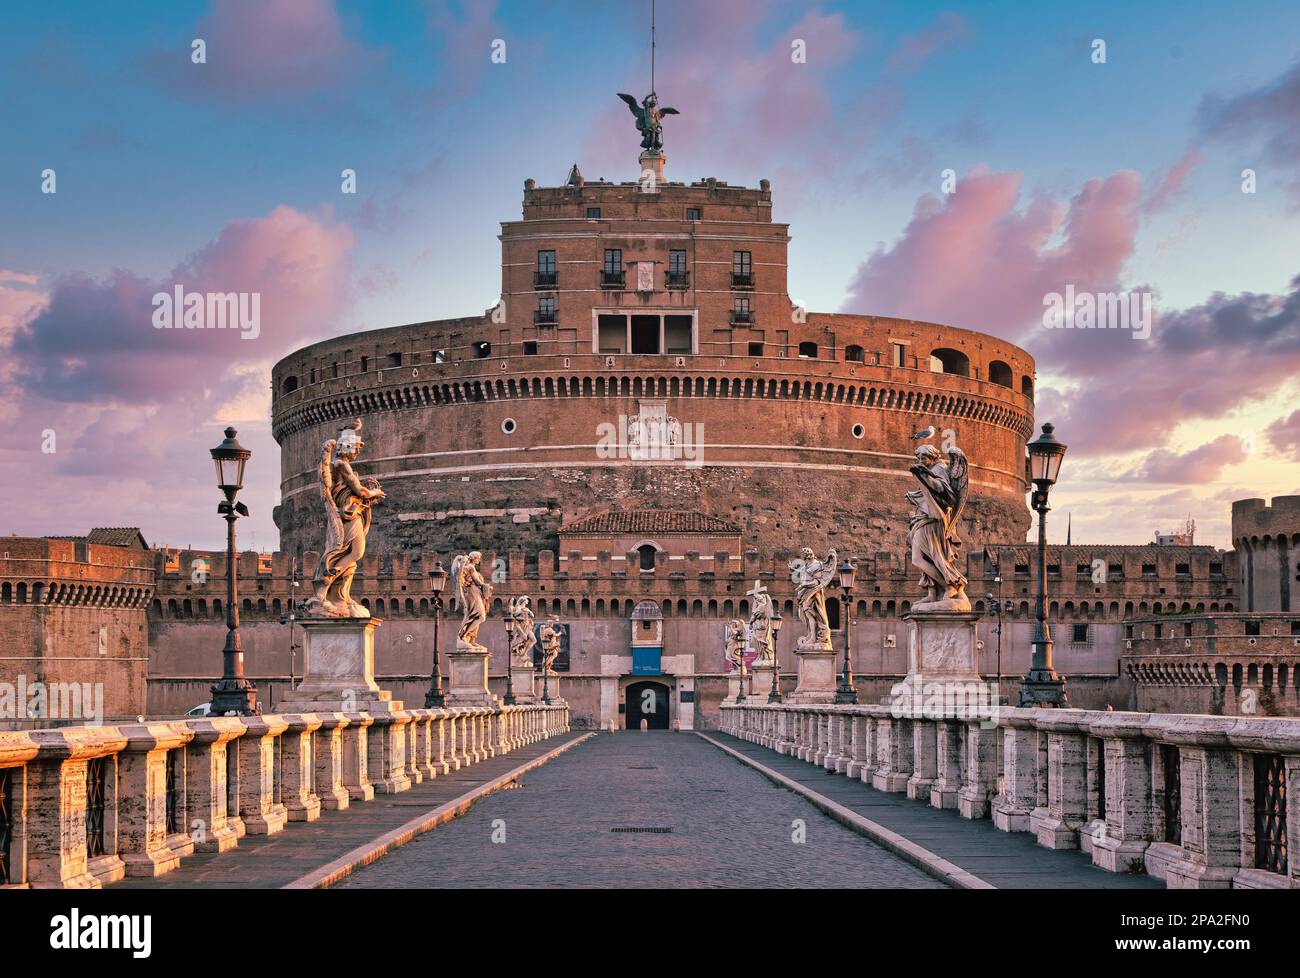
[
  {"left": 1143, "top": 149, "right": 1202, "bottom": 213},
  {"left": 842, "top": 167, "right": 1141, "bottom": 335},
  {"left": 0, "top": 207, "right": 354, "bottom": 548},
  {"left": 1198, "top": 55, "right": 1300, "bottom": 204},
  {"left": 1267, "top": 408, "right": 1300, "bottom": 461},
  {"left": 1125, "top": 434, "right": 1247, "bottom": 484}
]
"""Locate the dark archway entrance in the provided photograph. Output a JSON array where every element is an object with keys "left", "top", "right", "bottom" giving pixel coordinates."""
[{"left": 625, "top": 681, "right": 670, "bottom": 729}]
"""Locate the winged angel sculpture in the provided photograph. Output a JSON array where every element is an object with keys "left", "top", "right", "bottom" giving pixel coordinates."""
[
  {"left": 617, "top": 91, "right": 679, "bottom": 153},
  {"left": 906, "top": 443, "right": 971, "bottom": 612},
  {"left": 451, "top": 551, "right": 492, "bottom": 652},
  {"left": 303, "top": 419, "right": 385, "bottom": 618}
]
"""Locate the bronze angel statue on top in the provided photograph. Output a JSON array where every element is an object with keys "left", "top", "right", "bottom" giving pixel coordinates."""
[
  {"left": 906, "top": 441, "right": 971, "bottom": 613},
  {"left": 303, "top": 419, "right": 385, "bottom": 618},
  {"left": 618, "top": 91, "right": 679, "bottom": 153}
]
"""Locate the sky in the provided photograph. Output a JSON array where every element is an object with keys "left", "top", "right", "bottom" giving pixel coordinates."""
[{"left": 2, "top": 0, "right": 1298, "bottom": 552}]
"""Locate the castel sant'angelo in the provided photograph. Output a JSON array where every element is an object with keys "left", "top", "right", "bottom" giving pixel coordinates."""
[{"left": 4, "top": 95, "right": 1298, "bottom": 732}]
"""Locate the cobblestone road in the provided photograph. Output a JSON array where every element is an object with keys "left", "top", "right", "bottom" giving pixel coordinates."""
[{"left": 340, "top": 732, "right": 943, "bottom": 888}]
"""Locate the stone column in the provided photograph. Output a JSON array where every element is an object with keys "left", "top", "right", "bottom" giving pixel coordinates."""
[
  {"left": 184, "top": 717, "right": 246, "bottom": 852},
  {"left": 814, "top": 710, "right": 832, "bottom": 767},
  {"left": 1159, "top": 717, "right": 1243, "bottom": 888},
  {"left": 430, "top": 709, "right": 451, "bottom": 775},
  {"left": 367, "top": 712, "right": 412, "bottom": 794},
  {"left": 857, "top": 712, "right": 882, "bottom": 784},
  {"left": 26, "top": 728, "right": 128, "bottom": 888},
  {"left": 404, "top": 709, "right": 430, "bottom": 784},
  {"left": 958, "top": 718, "right": 999, "bottom": 820},
  {"left": 237, "top": 715, "right": 289, "bottom": 836},
  {"left": 907, "top": 718, "right": 938, "bottom": 803},
  {"left": 279, "top": 713, "right": 323, "bottom": 822},
  {"left": 1030, "top": 710, "right": 1091, "bottom": 850},
  {"left": 993, "top": 710, "right": 1040, "bottom": 833},
  {"left": 116, "top": 722, "right": 195, "bottom": 878},
  {"left": 873, "top": 717, "right": 913, "bottom": 793},
  {"left": 341, "top": 711, "right": 375, "bottom": 801},
  {"left": 313, "top": 713, "right": 351, "bottom": 811},
  {"left": 929, "top": 719, "right": 962, "bottom": 809},
  {"left": 0, "top": 733, "right": 39, "bottom": 885},
  {"left": 1086, "top": 712, "right": 1156, "bottom": 873}
]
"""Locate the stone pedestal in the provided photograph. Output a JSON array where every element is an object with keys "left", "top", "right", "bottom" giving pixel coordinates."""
[
  {"left": 639, "top": 150, "right": 666, "bottom": 185},
  {"left": 902, "top": 611, "right": 983, "bottom": 686},
  {"left": 538, "top": 671, "right": 563, "bottom": 705},
  {"left": 788, "top": 649, "right": 837, "bottom": 704},
  {"left": 750, "top": 664, "right": 776, "bottom": 701},
  {"left": 446, "top": 649, "right": 499, "bottom": 708},
  {"left": 278, "top": 617, "right": 403, "bottom": 715},
  {"left": 507, "top": 660, "right": 538, "bottom": 704}
]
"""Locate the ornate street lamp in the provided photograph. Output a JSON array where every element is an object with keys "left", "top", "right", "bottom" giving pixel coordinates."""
[
  {"left": 1019, "top": 422, "right": 1069, "bottom": 707},
  {"left": 767, "top": 608, "right": 784, "bottom": 703},
  {"left": 424, "top": 562, "right": 447, "bottom": 707},
  {"left": 208, "top": 427, "right": 258, "bottom": 715},
  {"left": 835, "top": 559, "right": 858, "bottom": 704},
  {"left": 502, "top": 607, "right": 518, "bottom": 706}
]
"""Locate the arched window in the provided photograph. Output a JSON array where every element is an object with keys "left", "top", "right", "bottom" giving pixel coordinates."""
[
  {"left": 929, "top": 348, "right": 970, "bottom": 376},
  {"left": 845, "top": 344, "right": 865, "bottom": 363},
  {"left": 798, "top": 341, "right": 818, "bottom": 359},
  {"left": 282, "top": 375, "right": 299, "bottom": 394},
  {"left": 1021, "top": 376, "right": 1034, "bottom": 399},
  {"left": 988, "top": 360, "right": 1013, "bottom": 388},
  {"left": 637, "top": 544, "right": 657, "bottom": 571}
]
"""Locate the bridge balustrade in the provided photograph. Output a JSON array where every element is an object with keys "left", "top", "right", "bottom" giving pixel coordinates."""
[
  {"left": 720, "top": 702, "right": 1298, "bottom": 890},
  {"left": 0, "top": 702, "right": 570, "bottom": 888}
]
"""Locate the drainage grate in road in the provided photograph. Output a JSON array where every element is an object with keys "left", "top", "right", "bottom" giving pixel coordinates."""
[{"left": 611, "top": 827, "right": 673, "bottom": 834}]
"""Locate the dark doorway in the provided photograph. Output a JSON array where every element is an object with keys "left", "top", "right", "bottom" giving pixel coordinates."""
[
  {"left": 625, "top": 681, "right": 670, "bottom": 729},
  {"left": 631, "top": 315, "right": 660, "bottom": 353}
]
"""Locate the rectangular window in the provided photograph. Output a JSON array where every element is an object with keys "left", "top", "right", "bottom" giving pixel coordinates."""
[
  {"left": 892, "top": 342, "right": 907, "bottom": 367},
  {"left": 748, "top": 341, "right": 765, "bottom": 356},
  {"left": 686, "top": 207, "right": 701, "bottom": 221},
  {"left": 1183, "top": 622, "right": 1193, "bottom": 637},
  {"left": 1142, "top": 563, "right": 1157, "bottom": 577},
  {"left": 732, "top": 250, "right": 752, "bottom": 287},
  {"left": 535, "top": 296, "right": 556, "bottom": 324},
  {"left": 604, "top": 249, "right": 622, "bottom": 274},
  {"left": 535, "top": 250, "right": 556, "bottom": 287},
  {"left": 1072, "top": 623, "right": 1089, "bottom": 643},
  {"left": 1245, "top": 621, "right": 1261, "bottom": 636},
  {"left": 732, "top": 297, "right": 752, "bottom": 324},
  {"left": 586, "top": 207, "right": 601, "bottom": 219},
  {"left": 1175, "top": 563, "right": 1190, "bottom": 575},
  {"left": 1014, "top": 563, "right": 1029, "bottom": 576},
  {"left": 523, "top": 340, "right": 538, "bottom": 355},
  {"left": 666, "top": 249, "right": 689, "bottom": 288}
]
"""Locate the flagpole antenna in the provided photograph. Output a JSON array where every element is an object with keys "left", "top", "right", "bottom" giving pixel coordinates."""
[{"left": 651, "top": 0, "right": 656, "bottom": 94}]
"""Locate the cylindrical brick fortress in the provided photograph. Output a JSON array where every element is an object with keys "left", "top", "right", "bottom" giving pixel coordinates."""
[{"left": 271, "top": 174, "right": 1034, "bottom": 560}]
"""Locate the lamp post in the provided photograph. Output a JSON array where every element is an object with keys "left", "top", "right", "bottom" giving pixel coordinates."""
[
  {"left": 767, "top": 609, "right": 784, "bottom": 703},
  {"left": 1019, "top": 422, "right": 1069, "bottom": 707},
  {"left": 424, "top": 562, "right": 447, "bottom": 707},
  {"left": 835, "top": 559, "right": 858, "bottom": 704},
  {"left": 502, "top": 609, "right": 517, "bottom": 706},
  {"left": 208, "top": 427, "right": 258, "bottom": 715}
]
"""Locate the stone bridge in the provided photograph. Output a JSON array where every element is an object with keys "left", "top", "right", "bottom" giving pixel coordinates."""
[{"left": 0, "top": 697, "right": 1294, "bottom": 889}]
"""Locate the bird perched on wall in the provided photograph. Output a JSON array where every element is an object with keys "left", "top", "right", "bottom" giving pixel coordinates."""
[{"left": 911, "top": 425, "right": 936, "bottom": 441}]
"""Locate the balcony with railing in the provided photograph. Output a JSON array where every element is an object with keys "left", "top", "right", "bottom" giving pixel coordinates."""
[
  {"left": 600, "top": 270, "right": 626, "bottom": 290},
  {"left": 534, "top": 308, "right": 558, "bottom": 325},
  {"left": 729, "top": 309, "right": 754, "bottom": 325},
  {"left": 731, "top": 272, "right": 753, "bottom": 290},
  {"left": 665, "top": 271, "right": 690, "bottom": 290},
  {"left": 534, "top": 271, "right": 557, "bottom": 289}
]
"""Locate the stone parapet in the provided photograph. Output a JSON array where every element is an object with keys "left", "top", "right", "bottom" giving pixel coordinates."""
[{"left": 722, "top": 702, "right": 1300, "bottom": 889}]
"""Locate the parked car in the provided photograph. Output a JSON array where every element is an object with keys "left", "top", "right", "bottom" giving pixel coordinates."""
[{"left": 185, "top": 703, "right": 212, "bottom": 717}]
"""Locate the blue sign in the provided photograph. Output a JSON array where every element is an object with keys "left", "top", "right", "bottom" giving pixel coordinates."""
[{"left": 632, "top": 646, "right": 662, "bottom": 675}]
